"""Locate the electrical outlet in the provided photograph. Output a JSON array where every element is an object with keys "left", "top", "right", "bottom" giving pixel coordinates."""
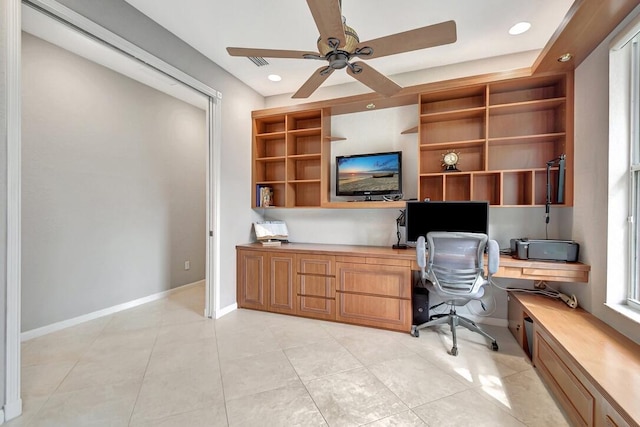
[
  {"left": 534, "top": 281, "right": 547, "bottom": 290},
  {"left": 184, "top": 260, "right": 190, "bottom": 270}
]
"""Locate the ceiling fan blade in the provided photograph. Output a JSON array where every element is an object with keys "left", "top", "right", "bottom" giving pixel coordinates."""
[
  {"left": 306, "top": 0, "right": 346, "bottom": 48},
  {"left": 293, "top": 67, "right": 335, "bottom": 99},
  {"left": 356, "top": 20, "right": 457, "bottom": 59},
  {"left": 227, "top": 47, "right": 319, "bottom": 59},
  {"left": 347, "top": 62, "right": 402, "bottom": 97}
]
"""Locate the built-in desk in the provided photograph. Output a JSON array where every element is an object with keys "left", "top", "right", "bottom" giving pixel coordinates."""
[
  {"left": 236, "top": 242, "right": 591, "bottom": 332},
  {"left": 509, "top": 293, "right": 639, "bottom": 426}
]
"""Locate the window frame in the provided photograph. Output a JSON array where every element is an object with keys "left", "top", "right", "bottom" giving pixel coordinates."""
[{"left": 629, "top": 33, "right": 640, "bottom": 311}]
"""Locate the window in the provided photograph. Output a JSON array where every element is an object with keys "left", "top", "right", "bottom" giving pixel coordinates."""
[{"left": 630, "top": 33, "right": 640, "bottom": 311}]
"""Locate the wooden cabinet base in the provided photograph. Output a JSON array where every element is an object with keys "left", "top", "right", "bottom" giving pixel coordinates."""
[
  {"left": 238, "top": 243, "right": 415, "bottom": 332},
  {"left": 508, "top": 293, "right": 640, "bottom": 427}
]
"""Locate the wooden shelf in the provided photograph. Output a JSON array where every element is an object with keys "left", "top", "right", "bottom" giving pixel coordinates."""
[
  {"left": 417, "top": 73, "right": 572, "bottom": 205},
  {"left": 252, "top": 72, "right": 573, "bottom": 209},
  {"left": 488, "top": 97, "right": 566, "bottom": 114},
  {"left": 253, "top": 109, "right": 328, "bottom": 208},
  {"left": 400, "top": 126, "right": 418, "bottom": 135},
  {"left": 322, "top": 201, "right": 405, "bottom": 209},
  {"left": 420, "top": 106, "right": 486, "bottom": 123},
  {"left": 255, "top": 156, "right": 286, "bottom": 162},
  {"left": 419, "top": 139, "right": 485, "bottom": 149}
]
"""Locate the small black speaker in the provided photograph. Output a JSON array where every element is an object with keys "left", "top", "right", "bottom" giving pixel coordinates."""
[{"left": 412, "top": 287, "right": 430, "bottom": 325}]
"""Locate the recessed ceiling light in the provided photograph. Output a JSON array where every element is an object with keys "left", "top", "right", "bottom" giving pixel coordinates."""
[
  {"left": 268, "top": 74, "right": 282, "bottom": 82},
  {"left": 557, "top": 53, "right": 573, "bottom": 63},
  {"left": 366, "top": 103, "right": 376, "bottom": 110},
  {"left": 508, "top": 22, "right": 531, "bottom": 35}
]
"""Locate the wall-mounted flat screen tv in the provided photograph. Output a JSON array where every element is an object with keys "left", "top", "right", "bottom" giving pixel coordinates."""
[{"left": 335, "top": 151, "right": 402, "bottom": 198}]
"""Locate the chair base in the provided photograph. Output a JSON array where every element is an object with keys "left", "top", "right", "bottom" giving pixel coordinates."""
[{"left": 410, "top": 307, "right": 498, "bottom": 356}]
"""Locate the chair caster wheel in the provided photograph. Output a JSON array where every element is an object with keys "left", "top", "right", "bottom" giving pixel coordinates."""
[
  {"left": 451, "top": 347, "right": 458, "bottom": 356},
  {"left": 491, "top": 341, "right": 499, "bottom": 351},
  {"left": 410, "top": 326, "right": 419, "bottom": 337}
]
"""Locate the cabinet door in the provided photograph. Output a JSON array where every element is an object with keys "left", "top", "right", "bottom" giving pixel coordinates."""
[
  {"left": 237, "top": 250, "right": 268, "bottom": 310},
  {"left": 535, "top": 328, "right": 596, "bottom": 427},
  {"left": 268, "top": 253, "right": 296, "bottom": 314},
  {"left": 336, "top": 262, "right": 412, "bottom": 332}
]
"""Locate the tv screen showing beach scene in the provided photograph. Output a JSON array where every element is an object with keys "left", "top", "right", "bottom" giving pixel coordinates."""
[{"left": 336, "top": 151, "right": 402, "bottom": 196}]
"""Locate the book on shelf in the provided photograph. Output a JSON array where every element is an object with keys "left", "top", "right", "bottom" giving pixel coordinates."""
[
  {"left": 260, "top": 240, "right": 282, "bottom": 247},
  {"left": 256, "top": 185, "right": 274, "bottom": 207}
]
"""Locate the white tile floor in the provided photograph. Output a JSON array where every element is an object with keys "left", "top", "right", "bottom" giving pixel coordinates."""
[{"left": 9, "top": 283, "right": 570, "bottom": 426}]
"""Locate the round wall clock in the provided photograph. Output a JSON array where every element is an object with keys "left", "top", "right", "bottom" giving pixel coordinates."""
[{"left": 442, "top": 149, "right": 460, "bottom": 172}]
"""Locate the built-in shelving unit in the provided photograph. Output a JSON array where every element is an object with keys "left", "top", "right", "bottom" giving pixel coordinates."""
[
  {"left": 251, "top": 71, "right": 573, "bottom": 209},
  {"left": 253, "top": 110, "right": 328, "bottom": 208},
  {"left": 418, "top": 73, "right": 572, "bottom": 206}
]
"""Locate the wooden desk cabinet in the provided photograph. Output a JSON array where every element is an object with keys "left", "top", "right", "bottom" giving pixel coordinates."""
[
  {"left": 236, "top": 249, "right": 296, "bottom": 314},
  {"left": 237, "top": 243, "right": 416, "bottom": 331},
  {"left": 508, "top": 293, "right": 639, "bottom": 427},
  {"left": 237, "top": 243, "right": 591, "bottom": 333}
]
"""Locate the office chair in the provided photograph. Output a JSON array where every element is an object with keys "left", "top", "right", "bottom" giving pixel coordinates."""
[{"left": 411, "top": 232, "right": 500, "bottom": 356}]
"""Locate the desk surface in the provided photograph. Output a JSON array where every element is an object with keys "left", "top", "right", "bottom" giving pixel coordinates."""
[{"left": 237, "top": 242, "right": 591, "bottom": 283}]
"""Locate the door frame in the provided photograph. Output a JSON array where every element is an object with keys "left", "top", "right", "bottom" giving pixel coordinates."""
[{"left": 4, "top": 0, "right": 223, "bottom": 420}]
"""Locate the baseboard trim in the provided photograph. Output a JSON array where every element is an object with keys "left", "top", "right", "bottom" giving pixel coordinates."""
[
  {"left": 21, "top": 280, "right": 205, "bottom": 341},
  {"left": 215, "top": 302, "right": 237, "bottom": 319},
  {"left": 3, "top": 398, "right": 21, "bottom": 422}
]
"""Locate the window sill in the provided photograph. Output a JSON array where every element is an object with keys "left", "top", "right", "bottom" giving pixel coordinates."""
[{"left": 605, "top": 302, "right": 640, "bottom": 326}]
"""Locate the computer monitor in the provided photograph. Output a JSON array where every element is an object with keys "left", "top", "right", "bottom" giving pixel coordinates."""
[{"left": 405, "top": 200, "right": 489, "bottom": 244}]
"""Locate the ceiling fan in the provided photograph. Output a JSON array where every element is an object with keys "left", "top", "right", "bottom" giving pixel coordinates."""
[{"left": 226, "top": 0, "right": 457, "bottom": 98}]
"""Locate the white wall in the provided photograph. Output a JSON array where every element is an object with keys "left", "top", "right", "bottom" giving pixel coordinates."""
[
  {"left": 53, "top": 0, "right": 265, "bottom": 311},
  {"left": 566, "top": 4, "right": 640, "bottom": 344},
  {"left": 21, "top": 32, "right": 208, "bottom": 330}
]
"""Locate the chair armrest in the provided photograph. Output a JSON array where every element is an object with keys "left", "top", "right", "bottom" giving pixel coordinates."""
[{"left": 487, "top": 240, "right": 499, "bottom": 275}]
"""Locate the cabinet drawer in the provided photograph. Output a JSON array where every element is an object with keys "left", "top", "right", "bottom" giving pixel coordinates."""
[
  {"left": 297, "top": 295, "right": 335, "bottom": 321},
  {"left": 298, "top": 254, "right": 335, "bottom": 276},
  {"left": 365, "top": 257, "right": 411, "bottom": 267},
  {"left": 336, "top": 262, "right": 411, "bottom": 298},
  {"left": 336, "top": 292, "right": 410, "bottom": 332},
  {"left": 601, "top": 398, "right": 632, "bottom": 427},
  {"left": 535, "top": 330, "right": 595, "bottom": 427},
  {"left": 336, "top": 255, "right": 365, "bottom": 264},
  {"left": 298, "top": 275, "right": 335, "bottom": 298}
]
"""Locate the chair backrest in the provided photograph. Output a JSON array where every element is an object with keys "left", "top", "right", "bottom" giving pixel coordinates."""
[{"left": 425, "top": 232, "right": 488, "bottom": 297}]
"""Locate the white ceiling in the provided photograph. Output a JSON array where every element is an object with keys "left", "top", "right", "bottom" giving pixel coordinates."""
[{"left": 123, "top": 0, "right": 574, "bottom": 98}]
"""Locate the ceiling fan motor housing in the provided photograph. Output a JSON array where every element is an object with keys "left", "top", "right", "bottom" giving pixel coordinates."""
[{"left": 317, "top": 23, "right": 359, "bottom": 57}]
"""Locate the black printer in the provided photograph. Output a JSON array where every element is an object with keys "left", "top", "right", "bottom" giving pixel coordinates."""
[{"left": 510, "top": 238, "right": 579, "bottom": 262}]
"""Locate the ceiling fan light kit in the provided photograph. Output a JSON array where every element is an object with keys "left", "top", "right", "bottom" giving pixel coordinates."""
[{"left": 226, "top": 0, "right": 457, "bottom": 98}]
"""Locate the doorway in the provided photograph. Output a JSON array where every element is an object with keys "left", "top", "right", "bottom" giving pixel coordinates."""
[{"left": 5, "top": 0, "right": 222, "bottom": 419}]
